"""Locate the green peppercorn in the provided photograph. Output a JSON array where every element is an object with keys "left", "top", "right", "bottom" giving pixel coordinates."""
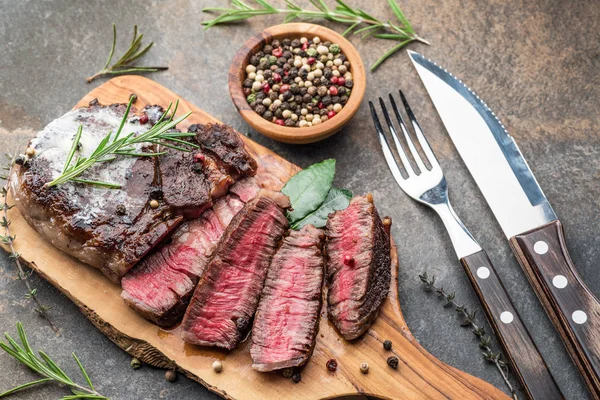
[
  {"left": 268, "top": 55, "right": 278, "bottom": 65},
  {"left": 307, "top": 48, "right": 317, "bottom": 57},
  {"left": 283, "top": 368, "right": 293, "bottom": 379},
  {"left": 246, "top": 93, "right": 256, "bottom": 104},
  {"left": 130, "top": 357, "right": 141, "bottom": 369},
  {"left": 330, "top": 44, "right": 340, "bottom": 54}
]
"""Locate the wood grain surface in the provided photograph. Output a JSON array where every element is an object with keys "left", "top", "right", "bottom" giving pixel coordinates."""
[
  {"left": 511, "top": 221, "right": 600, "bottom": 399},
  {"left": 228, "top": 23, "right": 366, "bottom": 144},
  {"left": 2, "top": 75, "right": 509, "bottom": 400}
]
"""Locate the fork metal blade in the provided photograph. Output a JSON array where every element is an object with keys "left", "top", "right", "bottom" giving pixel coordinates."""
[{"left": 408, "top": 50, "right": 557, "bottom": 239}]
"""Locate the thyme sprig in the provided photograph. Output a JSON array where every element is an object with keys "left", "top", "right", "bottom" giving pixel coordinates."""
[
  {"left": 0, "top": 322, "right": 109, "bottom": 399},
  {"left": 45, "top": 98, "right": 195, "bottom": 189},
  {"left": 86, "top": 24, "right": 168, "bottom": 83},
  {"left": 202, "top": 0, "right": 429, "bottom": 70},
  {"left": 0, "top": 157, "right": 57, "bottom": 333},
  {"left": 419, "top": 272, "right": 519, "bottom": 400}
]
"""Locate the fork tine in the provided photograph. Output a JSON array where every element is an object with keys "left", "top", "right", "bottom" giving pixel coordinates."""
[
  {"left": 369, "top": 101, "right": 406, "bottom": 184},
  {"left": 389, "top": 93, "right": 429, "bottom": 174},
  {"left": 378, "top": 97, "right": 415, "bottom": 176},
  {"left": 398, "top": 90, "right": 441, "bottom": 170}
]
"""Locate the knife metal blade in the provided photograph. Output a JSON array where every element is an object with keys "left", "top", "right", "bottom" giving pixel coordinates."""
[
  {"left": 409, "top": 50, "right": 600, "bottom": 398},
  {"left": 407, "top": 50, "right": 556, "bottom": 239}
]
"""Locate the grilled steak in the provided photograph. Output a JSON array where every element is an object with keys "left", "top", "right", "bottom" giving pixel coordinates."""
[
  {"left": 326, "top": 194, "right": 391, "bottom": 340},
  {"left": 181, "top": 190, "right": 289, "bottom": 350},
  {"left": 251, "top": 225, "right": 325, "bottom": 372},
  {"left": 9, "top": 102, "right": 257, "bottom": 282},
  {"left": 121, "top": 178, "right": 260, "bottom": 327}
]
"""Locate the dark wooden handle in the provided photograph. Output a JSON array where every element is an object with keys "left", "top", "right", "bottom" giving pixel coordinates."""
[
  {"left": 510, "top": 220, "right": 600, "bottom": 398},
  {"left": 461, "top": 250, "right": 564, "bottom": 399}
]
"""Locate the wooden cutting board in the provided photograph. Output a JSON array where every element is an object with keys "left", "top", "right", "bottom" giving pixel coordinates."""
[{"left": 2, "top": 76, "right": 509, "bottom": 400}]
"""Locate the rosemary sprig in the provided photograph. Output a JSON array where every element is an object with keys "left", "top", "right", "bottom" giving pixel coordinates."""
[
  {"left": 86, "top": 24, "right": 168, "bottom": 83},
  {"left": 202, "top": 0, "right": 429, "bottom": 70},
  {"left": 0, "top": 157, "right": 57, "bottom": 333},
  {"left": 45, "top": 98, "right": 195, "bottom": 189},
  {"left": 419, "top": 272, "right": 519, "bottom": 400},
  {"left": 0, "top": 322, "right": 109, "bottom": 399}
]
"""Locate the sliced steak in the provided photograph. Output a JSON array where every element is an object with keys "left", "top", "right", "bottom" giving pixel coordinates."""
[
  {"left": 9, "top": 102, "right": 256, "bottom": 282},
  {"left": 121, "top": 178, "right": 260, "bottom": 326},
  {"left": 326, "top": 194, "right": 391, "bottom": 340},
  {"left": 181, "top": 190, "right": 289, "bottom": 350},
  {"left": 251, "top": 225, "right": 325, "bottom": 372}
]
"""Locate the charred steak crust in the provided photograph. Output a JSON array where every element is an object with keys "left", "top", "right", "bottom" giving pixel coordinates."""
[
  {"left": 326, "top": 194, "right": 391, "bottom": 341},
  {"left": 251, "top": 225, "right": 325, "bottom": 372},
  {"left": 181, "top": 190, "right": 289, "bottom": 350},
  {"left": 9, "top": 103, "right": 257, "bottom": 283},
  {"left": 121, "top": 178, "right": 260, "bottom": 327},
  {"left": 189, "top": 123, "right": 258, "bottom": 178}
]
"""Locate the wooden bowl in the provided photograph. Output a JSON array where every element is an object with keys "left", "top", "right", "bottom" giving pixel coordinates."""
[{"left": 228, "top": 23, "right": 366, "bottom": 144}]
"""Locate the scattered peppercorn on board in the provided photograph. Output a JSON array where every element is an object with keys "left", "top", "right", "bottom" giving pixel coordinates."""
[{"left": 2, "top": 76, "right": 509, "bottom": 400}]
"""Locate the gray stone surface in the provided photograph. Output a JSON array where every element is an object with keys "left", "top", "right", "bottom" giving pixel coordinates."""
[{"left": 0, "top": 0, "right": 598, "bottom": 399}]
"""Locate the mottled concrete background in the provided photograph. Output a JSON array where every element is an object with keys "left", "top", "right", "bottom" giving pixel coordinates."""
[{"left": 0, "top": 0, "right": 598, "bottom": 399}]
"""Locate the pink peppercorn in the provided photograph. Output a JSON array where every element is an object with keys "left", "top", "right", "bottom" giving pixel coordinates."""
[
  {"left": 329, "top": 86, "right": 338, "bottom": 96},
  {"left": 273, "top": 73, "right": 282, "bottom": 83},
  {"left": 337, "top": 77, "right": 346, "bottom": 87},
  {"left": 262, "top": 82, "right": 270, "bottom": 93},
  {"left": 275, "top": 119, "right": 285, "bottom": 126},
  {"left": 307, "top": 57, "right": 316, "bottom": 65},
  {"left": 330, "top": 76, "right": 339, "bottom": 85},
  {"left": 272, "top": 47, "right": 283, "bottom": 57},
  {"left": 318, "top": 102, "right": 324, "bottom": 109},
  {"left": 328, "top": 110, "right": 336, "bottom": 119},
  {"left": 139, "top": 114, "right": 149, "bottom": 124},
  {"left": 280, "top": 84, "right": 290, "bottom": 93}
]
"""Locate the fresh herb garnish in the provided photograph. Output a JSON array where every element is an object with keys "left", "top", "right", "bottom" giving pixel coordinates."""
[
  {"left": 45, "top": 98, "right": 195, "bottom": 189},
  {"left": 282, "top": 159, "right": 352, "bottom": 230},
  {"left": 291, "top": 187, "right": 351, "bottom": 229},
  {"left": 86, "top": 24, "right": 168, "bottom": 83},
  {"left": 0, "top": 156, "right": 56, "bottom": 332},
  {"left": 0, "top": 322, "right": 109, "bottom": 399},
  {"left": 202, "top": 0, "right": 429, "bottom": 70},
  {"left": 419, "top": 272, "right": 519, "bottom": 400}
]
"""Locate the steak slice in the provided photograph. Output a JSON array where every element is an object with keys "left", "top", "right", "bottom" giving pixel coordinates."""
[
  {"left": 9, "top": 102, "right": 257, "bottom": 282},
  {"left": 251, "top": 225, "right": 325, "bottom": 372},
  {"left": 181, "top": 190, "right": 289, "bottom": 350},
  {"left": 121, "top": 178, "right": 260, "bottom": 327},
  {"left": 326, "top": 194, "right": 391, "bottom": 340}
]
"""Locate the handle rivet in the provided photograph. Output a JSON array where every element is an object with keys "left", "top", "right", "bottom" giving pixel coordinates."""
[
  {"left": 572, "top": 310, "right": 588, "bottom": 324},
  {"left": 500, "top": 311, "right": 514, "bottom": 324},
  {"left": 476, "top": 267, "right": 490, "bottom": 279},
  {"left": 552, "top": 275, "right": 568, "bottom": 289},
  {"left": 534, "top": 240, "right": 549, "bottom": 255}
]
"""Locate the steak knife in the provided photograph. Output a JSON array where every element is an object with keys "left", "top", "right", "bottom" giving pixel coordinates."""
[{"left": 409, "top": 50, "right": 600, "bottom": 398}]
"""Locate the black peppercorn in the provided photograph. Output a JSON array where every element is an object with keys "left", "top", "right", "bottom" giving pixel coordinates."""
[
  {"left": 263, "top": 44, "right": 273, "bottom": 54},
  {"left": 291, "top": 372, "right": 301, "bottom": 383},
  {"left": 259, "top": 61, "right": 270, "bottom": 71},
  {"left": 271, "top": 39, "right": 280, "bottom": 47},
  {"left": 254, "top": 104, "right": 266, "bottom": 115},
  {"left": 243, "top": 88, "right": 252, "bottom": 97},
  {"left": 289, "top": 101, "right": 297, "bottom": 109},
  {"left": 303, "top": 93, "right": 312, "bottom": 103},
  {"left": 149, "top": 187, "right": 163, "bottom": 200},
  {"left": 295, "top": 107, "right": 302, "bottom": 115},
  {"left": 322, "top": 95, "right": 333, "bottom": 106},
  {"left": 285, "top": 118, "right": 295, "bottom": 127},
  {"left": 14, "top": 155, "right": 25, "bottom": 165},
  {"left": 291, "top": 39, "right": 300, "bottom": 48},
  {"left": 313, "top": 78, "right": 322, "bottom": 86},
  {"left": 340, "top": 95, "right": 349, "bottom": 105},
  {"left": 281, "top": 102, "right": 290, "bottom": 110},
  {"left": 345, "top": 79, "right": 354, "bottom": 88},
  {"left": 283, "top": 50, "right": 293, "bottom": 59},
  {"left": 283, "top": 63, "right": 291, "bottom": 71},
  {"left": 89, "top": 98, "right": 99, "bottom": 106},
  {"left": 276, "top": 68, "right": 284, "bottom": 76},
  {"left": 298, "top": 68, "right": 308, "bottom": 79},
  {"left": 284, "top": 91, "right": 294, "bottom": 100},
  {"left": 317, "top": 86, "right": 328, "bottom": 97},
  {"left": 326, "top": 359, "right": 338, "bottom": 371},
  {"left": 282, "top": 76, "right": 291, "bottom": 84},
  {"left": 323, "top": 40, "right": 332, "bottom": 46},
  {"left": 383, "top": 340, "right": 393, "bottom": 351},
  {"left": 263, "top": 70, "right": 272, "bottom": 79},
  {"left": 256, "top": 91, "right": 266, "bottom": 100},
  {"left": 294, "top": 95, "right": 302, "bottom": 103},
  {"left": 269, "top": 91, "right": 278, "bottom": 101},
  {"left": 188, "top": 124, "right": 199, "bottom": 133},
  {"left": 331, "top": 96, "right": 340, "bottom": 104},
  {"left": 116, "top": 204, "right": 126, "bottom": 215},
  {"left": 338, "top": 54, "right": 347, "bottom": 62},
  {"left": 387, "top": 356, "right": 399, "bottom": 369},
  {"left": 250, "top": 55, "right": 260, "bottom": 65},
  {"left": 282, "top": 38, "right": 291, "bottom": 46},
  {"left": 337, "top": 87, "right": 347, "bottom": 96},
  {"left": 320, "top": 109, "right": 328, "bottom": 116},
  {"left": 290, "top": 84, "right": 300, "bottom": 94},
  {"left": 277, "top": 57, "right": 286, "bottom": 67},
  {"left": 274, "top": 109, "right": 283, "bottom": 118},
  {"left": 262, "top": 110, "right": 273, "bottom": 120}
]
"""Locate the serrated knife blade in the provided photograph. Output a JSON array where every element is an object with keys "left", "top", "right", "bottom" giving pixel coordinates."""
[
  {"left": 409, "top": 50, "right": 600, "bottom": 398},
  {"left": 408, "top": 50, "right": 556, "bottom": 239}
]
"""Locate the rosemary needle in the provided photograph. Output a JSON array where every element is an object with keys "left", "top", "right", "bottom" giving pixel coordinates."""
[
  {"left": 86, "top": 24, "right": 168, "bottom": 83},
  {"left": 202, "top": 0, "right": 429, "bottom": 70}
]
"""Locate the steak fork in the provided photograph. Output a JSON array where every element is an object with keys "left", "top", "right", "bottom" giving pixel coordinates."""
[{"left": 370, "top": 91, "right": 564, "bottom": 399}]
